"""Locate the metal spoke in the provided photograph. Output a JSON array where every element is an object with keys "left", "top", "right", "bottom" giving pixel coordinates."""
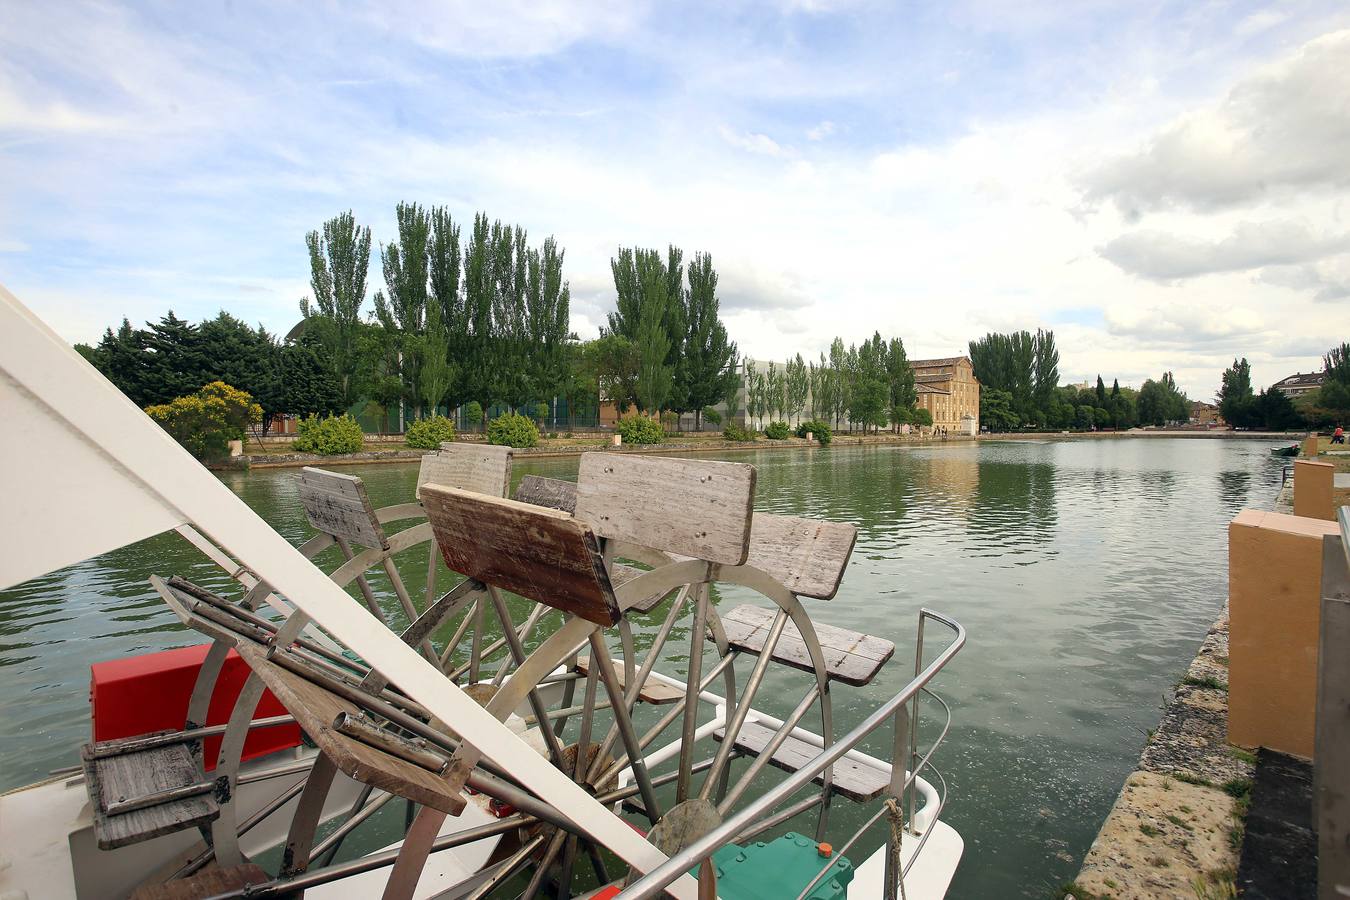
[
  {"left": 718, "top": 686, "right": 820, "bottom": 814},
  {"left": 585, "top": 584, "right": 689, "bottom": 785},
  {"left": 699, "top": 608, "right": 789, "bottom": 804},
  {"left": 677, "top": 583, "right": 709, "bottom": 803},
  {"left": 588, "top": 633, "right": 662, "bottom": 823},
  {"left": 487, "top": 586, "right": 567, "bottom": 766}
]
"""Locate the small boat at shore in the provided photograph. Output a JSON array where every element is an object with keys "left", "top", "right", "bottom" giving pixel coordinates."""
[
  {"left": 0, "top": 284, "right": 966, "bottom": 899},
  {"left": 1271, "top": 444, "right": 1300, "bottom": 457}
]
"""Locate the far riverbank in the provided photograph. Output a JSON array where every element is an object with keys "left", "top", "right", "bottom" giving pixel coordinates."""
[{"left": 222, "top": 430, "right": 977, "bottom": 469}]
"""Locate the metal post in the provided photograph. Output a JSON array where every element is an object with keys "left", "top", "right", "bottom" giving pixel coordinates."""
[{"left": 1317, "top": 513, "right": 1350, "bottom": 900}]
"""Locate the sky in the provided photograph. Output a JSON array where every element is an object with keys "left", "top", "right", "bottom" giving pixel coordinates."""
[{"left": 3, "top": 1, "right": 1349, "bottom": 401}]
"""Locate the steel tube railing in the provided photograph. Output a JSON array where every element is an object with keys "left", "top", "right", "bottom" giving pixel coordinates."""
[{"left": 623, "top": 608, "right": 964, "bottom": 900}]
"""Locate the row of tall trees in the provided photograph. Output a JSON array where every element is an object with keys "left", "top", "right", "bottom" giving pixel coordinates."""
[
  {"left": 76, "top": 311, "right": 341, "bottom": 435},
  {"left": 968, "top": 329, "right": 1060, "bottom": 429},
  {"left": 302, "top": 206, "right": 573, "bottom": 426},
  {"left": 743, "top": 332, "right": 925, "bottom": 433},
  {"left": 598, "top": 245, "right": 741, "bottom": 429}
]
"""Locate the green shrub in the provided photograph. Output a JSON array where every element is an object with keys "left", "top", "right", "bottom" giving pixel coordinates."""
[
  {"left": 764, "top": 421, "right": 791, "bottom": 440},
  {"left": 911, "top": 408, "right": 933, "bottom": 428},
  {"left": 533, "top": 402, "right": 549, "bottom": 424},
  {"left": 487, "top": 412, "right": 540, "bottom": 448},
  {"left": 702, "top": 406, "right": 723, "bottom": 426},
  {"left": 405, "top": 415, "right": 456, "bottom": 449},
  {"left": 722, "top": 423, "right": 756, "bottom": 442},
  {"left": 146, "top": 381, "right": 261, "bottom": 460},
  {"left": 616, "top": 416, "right": 665, "bottom": 444},
  {"left": 795, "top": 419, "right": 833, "bottom": 446},
  {"left": 464, "top": 401, "right": 484, "bottom": 428},
  {"left": 293, "top": 413, "right": 364, "bottom": 455}
]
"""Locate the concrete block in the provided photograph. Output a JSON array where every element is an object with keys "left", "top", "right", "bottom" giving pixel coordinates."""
[
  {"left": 1228, "top": 510, "right": 1339, "bottom": 757},
  {"left": 1292, "top": 459, "right": 1334, "bottom": 521}
]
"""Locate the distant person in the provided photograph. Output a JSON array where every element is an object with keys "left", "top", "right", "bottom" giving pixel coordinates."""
[{"left": 1333, "top": 425, "right": 1345, "bottom": 445}]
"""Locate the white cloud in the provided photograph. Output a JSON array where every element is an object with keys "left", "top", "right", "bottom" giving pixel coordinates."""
[
  {"left": 718, "top": 125, "right": 787, "bottom": 156},
  {"left": 1098, "top": 220, "right": 1350, "bottom": 281},
  {"left": 806, "top": 120, "right": 835, "bottom": 141},
  {"left": 1081, "top": 29, "right": 1350, "bottom": 216},
  {"left": 361, "top": 0, "right": 643, "bottom": 59},
  {"left": 1258, "top": 259, "right": 1350, "bottom": 302},
  {"left": 1104, "top": 304, "right": 1269, "bottom": 345}
]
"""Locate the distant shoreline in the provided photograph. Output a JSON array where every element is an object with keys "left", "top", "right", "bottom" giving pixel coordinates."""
[{"left": 985, "top": 429, "right": 1303, "bottom": 440}]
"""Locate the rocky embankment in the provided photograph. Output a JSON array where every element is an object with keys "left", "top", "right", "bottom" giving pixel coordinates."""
[{"left": 1069, "top": 615, "right": 1252, "bottom": 900}]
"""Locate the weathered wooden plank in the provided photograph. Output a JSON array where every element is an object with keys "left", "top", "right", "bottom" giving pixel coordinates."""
[
  {"left": 574, "top": 655, "right": 683, "bottom": 704},
  {"left": 610, "top": 562, "right": 676, "bottom": 614},
  {"left": 416, "top": 443, "right": 513, "bottom": 500},
  {"left": 574, "top": 453, "right": 756, "bottom": 565},
  {"left": 297, "top": 467, "right": 386, "bottom": 549},
  {"left": 515, "top": 474, "right": 577, "bottom": 514},
  {"left": 82, "top": 743, "right": 218, "bottom": 850},
  {"left": 233, "top": 642, "right": 465, "bottom": 815},
  {"left": 712, "top": 720, "right": 889, "bottom": 802},
  {"left": 747, "top": 513, "right": 857, "bottom": 600},
  {"left": 421, "top": 484, "right": 619, "bottom": 627},
  {"left": 130, "top": 863, "right": 271, "bottom": 900},
  {"left": 714, "top": 604, "right": 894, "bottom": 687}
]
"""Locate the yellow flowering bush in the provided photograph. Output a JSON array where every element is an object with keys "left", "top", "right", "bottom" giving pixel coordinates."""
[{"left": 145, "top": 381, "right": 261, "bottom": 460}]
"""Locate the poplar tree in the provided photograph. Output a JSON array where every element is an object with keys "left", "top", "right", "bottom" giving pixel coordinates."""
[
  {"left": 682, "top": 253, "right": 739, "bottom": 430},
  {"left": 373, "top": 202, "right": 432, "bottom": 416},
  {"left": 609, "top": 247, "right": 678, "bottom": 413},
  {"left": 301, "top": 210, "right": 373, "bottom": 408},
  {"left": 785, "top": 353, "right": 809, "bottom": 423},
  {"left": 425, "top": 206, "right": 465, "bottom": 413},
  {"left": 886, "top": 336, "right": 917, "bottom": 429},
  {"left": 462, "top": 213, "right": 497, "bottom": 424},
  {"left": 634, "top": 263, "right": 672, "bottom": 414}
]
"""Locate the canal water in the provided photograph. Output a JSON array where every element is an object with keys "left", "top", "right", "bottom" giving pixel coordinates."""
[{"left": 0, "top": 438, "right": 1286, "bottom": 897}]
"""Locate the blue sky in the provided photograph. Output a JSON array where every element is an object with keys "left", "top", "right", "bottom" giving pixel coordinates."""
[{"left": 3, "top": 0, "right": 1348, "bottom": 399}]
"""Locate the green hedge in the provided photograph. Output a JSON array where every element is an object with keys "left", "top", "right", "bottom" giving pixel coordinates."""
[
  {"left": 616, "top": 416, "right": 665, "bottom": 444},
  {"left": 405, "top": 415, "right": 456, "bottom": 449},
  {"left": 487, "top": 412, "right": 540, "bottom": 448},
  {"left": 764, "top": 421, "right": 791, "bottom": 440},
  {"left": 293, "top": 413, "right": 364, "bottom": 455},
  {"left": 795, "top": 419, "right": 833, "bottom": 446},
  {"left": 722, "top": 423, "right": 756, "bottom": 442}
]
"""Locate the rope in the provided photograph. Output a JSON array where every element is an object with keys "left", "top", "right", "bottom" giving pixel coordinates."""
[{"left": 885, "top": 797, "right": 907, "bottom": 900}]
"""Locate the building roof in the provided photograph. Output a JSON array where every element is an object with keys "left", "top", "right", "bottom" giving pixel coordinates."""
[
  {"left": 915, "top": 382, "right": 950, "bottom": 394},
  {"left": 910, "top": 356, "right": 969, "bottom": 369},
  {"left": 915, "top": 373, "right": 954, "bottom": 383},
  {"left": 1273, "top": 372, "right": 1324, "bottom": 388}
]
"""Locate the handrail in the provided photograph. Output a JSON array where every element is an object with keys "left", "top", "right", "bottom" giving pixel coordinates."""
[
  {"left": 623, "top": 608, "right": 966, "bottom": 899},
  {"left": 1339, "top": 506, "right": 1350, "bottom": 568}
]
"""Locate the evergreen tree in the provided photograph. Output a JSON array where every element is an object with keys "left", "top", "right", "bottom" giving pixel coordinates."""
[{"left": 1095, "top": 375, "right": 1107, "bottom": 406}]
